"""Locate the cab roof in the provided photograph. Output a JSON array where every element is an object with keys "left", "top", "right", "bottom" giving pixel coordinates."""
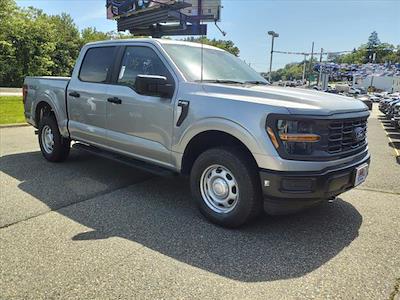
[{"left": 85, "top": 38, "right": 223, "bottom": 51}]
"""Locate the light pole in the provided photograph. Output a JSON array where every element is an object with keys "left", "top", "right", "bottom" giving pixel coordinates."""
[
  {"left": 302, "top": 54, "right": 307, "bottom": 84},
  {"left": 268, "top": 30, "right": 279, "bottom": 83},
  {"left": 308, "top": 41, "right": 314, "bottom": 87}
]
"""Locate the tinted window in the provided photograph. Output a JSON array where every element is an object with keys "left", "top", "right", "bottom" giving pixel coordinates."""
[
  {"left": 79, "top": 47, "right": 115, "bottom": 83},
  {"left": 117, "top": 46, "right": 170, "bottom": 88}
]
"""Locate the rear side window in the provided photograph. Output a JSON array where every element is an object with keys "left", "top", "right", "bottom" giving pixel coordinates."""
[{"left": 79, "top": 47, "right": 115, "bottom": 83}]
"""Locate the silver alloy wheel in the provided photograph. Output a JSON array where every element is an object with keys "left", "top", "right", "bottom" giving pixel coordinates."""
[
  {"left": 41, "top": 125, "right": 54, "bottom": 154},
  {"left": 200, "top": 164, "right": 239, "bottom": 214}
]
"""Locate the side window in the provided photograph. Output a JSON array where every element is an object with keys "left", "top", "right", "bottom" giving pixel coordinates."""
[
  {"left": 79, "top": 47, "right": 115, "bottom": 83},
  {"left": 117, "top": 46, "right": 170, "bottom": 89}
]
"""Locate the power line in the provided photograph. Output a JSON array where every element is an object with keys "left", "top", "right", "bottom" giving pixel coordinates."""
[{"left": 274, "top": 48, "right": 398, "bottom": 56}]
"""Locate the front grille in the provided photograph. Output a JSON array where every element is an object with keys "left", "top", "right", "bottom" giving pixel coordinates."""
[{"left": 327, "top": 117, "right": 368, "bottom": 155}]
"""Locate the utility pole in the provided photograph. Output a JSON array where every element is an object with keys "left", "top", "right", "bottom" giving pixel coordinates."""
[
  {"left": 302, "top": 54, "right": 307, "bottom": 85},
  {"left": 308, "top": 41, "right": 314, "bottom": 87},
  {"left": 317, "top": 48, "right": 323, "bottom": 86},
  {"left": 268, "top": 31, "right": 279, "bottom": 83}
]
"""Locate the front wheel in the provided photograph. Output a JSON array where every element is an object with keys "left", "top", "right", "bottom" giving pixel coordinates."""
[
  {"left": 190, "top": 147, "right": 262, "bottom": 228},
  {"left": 38, "top": 115, "right": 70, "bottom": 162}
]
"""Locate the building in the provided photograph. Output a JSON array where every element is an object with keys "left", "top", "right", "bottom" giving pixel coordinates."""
[{"left": 353, "top": 75, "right": 400, "bottom": 93}]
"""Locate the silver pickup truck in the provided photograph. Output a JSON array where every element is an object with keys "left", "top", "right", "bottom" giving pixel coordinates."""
[{"left": 23, "top": 39, "right": 370, "bottom": 227}]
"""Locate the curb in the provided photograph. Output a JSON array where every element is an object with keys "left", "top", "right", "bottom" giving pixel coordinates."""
[{"left": 0, "top": 123, "right": 29, "bottom": 129}]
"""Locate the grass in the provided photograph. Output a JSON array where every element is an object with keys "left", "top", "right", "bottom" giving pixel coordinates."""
[{"left": 0, "top": 96, "right": 25, "bottom": 125}]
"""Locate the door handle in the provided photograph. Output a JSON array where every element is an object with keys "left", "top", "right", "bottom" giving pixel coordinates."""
[
  {"left": 69, "top": 91, "right": 80, "bottom": 98},
  {"left": 107, "top": 97, "right": 122, "bottom": 104}
]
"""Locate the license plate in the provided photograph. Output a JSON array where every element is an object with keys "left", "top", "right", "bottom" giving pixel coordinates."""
[{"left": 354, "top": 163, "right": 369, "bottom": 186}]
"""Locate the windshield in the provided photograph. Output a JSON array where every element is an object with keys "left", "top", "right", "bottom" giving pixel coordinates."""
[{"left": 162, "top": 44, "right": 269, "bottom": 84}]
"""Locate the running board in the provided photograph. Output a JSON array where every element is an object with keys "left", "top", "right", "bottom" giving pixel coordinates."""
[{"left": 72, "top": 143, "right": 177, "bottom": 177}]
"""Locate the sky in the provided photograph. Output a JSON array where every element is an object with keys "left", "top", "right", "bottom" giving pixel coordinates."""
[{"left": 16, "top": 0, "right": 400, "bottom": 72}]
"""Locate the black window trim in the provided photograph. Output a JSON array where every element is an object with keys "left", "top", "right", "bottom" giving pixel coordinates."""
[
  {"left": 78, "top": 46, "right": 119, "bottom": 84},
  {"left": 110, "top": 44, "right": 176, "bottom": 97}
]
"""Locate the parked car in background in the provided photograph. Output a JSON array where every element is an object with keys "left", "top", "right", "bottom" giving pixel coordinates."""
[
  {"left": 385, "top": 99, "right": 400, "bottom": 120},
  {"left": 369, "top": 95, "right": 381, "bottom": 103},
  {"left": 391, "top": 102, "right": 400, "bottom": 129},
  {"left": 379, "top": 98, "right": 396, "bottom": 113},
  {"left": 349, "top": 87, "right": 361, "bottom": 95},
  {"left": 357, "top": 95, "right": 373, "bottom": 110},
  {"left": 335, "top": 84, "right": 350, "bottom": 93},
  {"left": 325, "top": 86, "right": 338, "bottom": 94}
]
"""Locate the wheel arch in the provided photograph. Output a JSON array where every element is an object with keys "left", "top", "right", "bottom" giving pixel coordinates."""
[
  {"left": 180, "top": 129, "right": 259, "bottom": 175},
  {"left": 35, "top": 101, "right": 55, "bottom": 126},
  {"left": 33, "top": 92, "right": 69, "bottom": 137}
]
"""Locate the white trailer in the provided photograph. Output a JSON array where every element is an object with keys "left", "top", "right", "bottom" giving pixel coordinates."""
[{"left": 353, "top": 75, "right": 400, "bottom": 93}]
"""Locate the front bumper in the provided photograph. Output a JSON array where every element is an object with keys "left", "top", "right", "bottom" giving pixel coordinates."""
[{"left": 259, "top": 153, "right": 370, "bottom": 214}]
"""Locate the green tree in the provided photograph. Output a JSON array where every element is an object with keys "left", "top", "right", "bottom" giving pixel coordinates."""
[
  {"left": 367, "top": 31, "right": 381, "bottom": 48},
  {"left": 269, "top": 57, "right": 319, "bottom": 82},
  {"left": 0, "top": 0, "right": 18, "bottom": 86},
  {"left": 332, "top": 33, "right": 399, "bottom": 64},
  {"left": 183, "top": 37, "right": 240, "bottom": 56},
  {"left": 80, "top": 27, "right": 110, "bottom": 46},
  {"left": 49, "top": 13, "right": 81, "bottom": 76},
  {"left": 336, "top": 47, "right": 368, "bottom": 64},
  {"left": 0, "top": 5, "right": 57, "bottom": 86}
]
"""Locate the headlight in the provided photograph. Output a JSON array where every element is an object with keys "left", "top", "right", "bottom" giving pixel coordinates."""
[{"left": 267, "top": 120, "right": 320, "bottom": 155}]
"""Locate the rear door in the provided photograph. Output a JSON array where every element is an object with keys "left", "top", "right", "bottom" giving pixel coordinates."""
[
  {"left": 67, "top": 46, "right": 117, "bottom": 145},
  {"left": 105, "top": 44, "right": 176, "bottom": 168}
]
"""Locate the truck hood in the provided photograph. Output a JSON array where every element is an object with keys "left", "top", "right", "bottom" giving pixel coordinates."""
[{"left": 202, "top": 84, "right": 368, "bottom": 115}]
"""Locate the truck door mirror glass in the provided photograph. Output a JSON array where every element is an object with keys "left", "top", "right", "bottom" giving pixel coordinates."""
[{"left": 135, "top": 75, "right": 174, "bottom": 98}]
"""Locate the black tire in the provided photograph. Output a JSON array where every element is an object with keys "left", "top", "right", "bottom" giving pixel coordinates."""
[
  {"left": 38, "top": 115, "right": 70, "bottom": 162},
  {"left": 190, "top": 147, "right": 262, "bottom": 228}
]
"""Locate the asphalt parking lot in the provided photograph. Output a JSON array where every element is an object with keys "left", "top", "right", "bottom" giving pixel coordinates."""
[{"left": 1, "top": 106, "right": 399, "bottom": 299}]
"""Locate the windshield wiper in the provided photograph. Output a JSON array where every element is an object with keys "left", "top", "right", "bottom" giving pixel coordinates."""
[
  {"left": 244, "top": 80, "right": 269, "bottom": 85},
  {"left": 195, "top": 79, "right": 245, "bottom": 85}
]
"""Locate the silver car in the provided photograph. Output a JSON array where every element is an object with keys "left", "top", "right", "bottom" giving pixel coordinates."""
[{"left": 23, "top": 39, "right": 370, "bottom": 227}]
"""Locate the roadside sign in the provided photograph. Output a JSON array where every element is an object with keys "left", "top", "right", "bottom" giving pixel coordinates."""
[{"left": 107, "top": 0, "right": 221, "bottom": 21}]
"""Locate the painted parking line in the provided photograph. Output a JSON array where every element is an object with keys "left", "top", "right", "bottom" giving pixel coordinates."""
[{"left": 379, "top": 120, "right": 400, "bottom": 162}]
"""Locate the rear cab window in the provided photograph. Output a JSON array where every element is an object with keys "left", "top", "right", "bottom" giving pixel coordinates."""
[{"left": 79, "top": 47, "right": 116, "bottom": 83}]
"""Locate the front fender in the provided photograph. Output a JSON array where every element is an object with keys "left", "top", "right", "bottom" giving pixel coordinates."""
[{"left": 173, "top": 117, "right": 268, "bottom": 155}]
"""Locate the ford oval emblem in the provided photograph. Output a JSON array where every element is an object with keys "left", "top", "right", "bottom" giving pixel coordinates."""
[{"left": 353, "top": 127, "right": 365, "bottom": 142}]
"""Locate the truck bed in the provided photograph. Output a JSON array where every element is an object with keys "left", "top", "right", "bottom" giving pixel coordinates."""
[{"left": 24, "top": 76, "right": 71, "bottom": 136}]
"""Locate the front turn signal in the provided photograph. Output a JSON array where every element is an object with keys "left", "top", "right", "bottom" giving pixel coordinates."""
[
  {"left": 267, "top": 127, "right": 280, "bottom": 149},
  {"left": 279, "top": 133, "right": 321, "bottom": 143}
]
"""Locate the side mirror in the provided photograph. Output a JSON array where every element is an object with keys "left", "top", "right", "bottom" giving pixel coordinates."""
[{"left": 135, "top": 75, "right": 174, "bottom": 98}]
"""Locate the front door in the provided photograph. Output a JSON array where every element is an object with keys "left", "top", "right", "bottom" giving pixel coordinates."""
[
  {"left": 67, "top": 46, "right": 116, "bottom": 145},
  {"left": 106, "top": 45, "right": 176, "bottom": 168}
]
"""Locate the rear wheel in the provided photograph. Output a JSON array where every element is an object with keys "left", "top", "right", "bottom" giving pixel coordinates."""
[
  {"left": 190, "top": 147, "right": 262, "bottom": 228},
  {"left": 38, "top": 115, "right": 70, "bottom": 162}
]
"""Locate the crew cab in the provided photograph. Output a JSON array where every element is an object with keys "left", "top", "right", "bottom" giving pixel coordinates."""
[{"left": 23, "top": 39, "right": 370, "bottom": 227}]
